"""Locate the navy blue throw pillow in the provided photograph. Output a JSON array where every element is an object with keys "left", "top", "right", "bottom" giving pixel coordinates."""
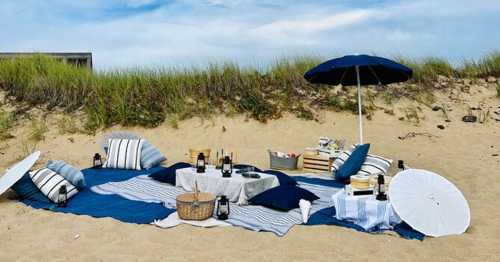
[
  {"left": 249, "top": 185, "right": 319, "bottom": 211},
  {"left": 262, "top": 170, "right": 297, "bottom": 186},
  {"left": 335, "top": 143, "right": 370, "bottom": 182},
  {"left": 149, "top": 162, "right": 191, "bottom": 185},
  {"left": 11, "top": 174, "right": 51, "bottom": 203}
]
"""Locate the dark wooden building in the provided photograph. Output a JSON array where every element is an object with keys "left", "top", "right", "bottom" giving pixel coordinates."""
[{"left": 0, "top": 52, "right": 93, "bottom": 70}]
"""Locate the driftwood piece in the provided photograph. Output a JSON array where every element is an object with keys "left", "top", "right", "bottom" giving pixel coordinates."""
[{"left": 398, "top": 132, "right": 440, "bottom": 140}]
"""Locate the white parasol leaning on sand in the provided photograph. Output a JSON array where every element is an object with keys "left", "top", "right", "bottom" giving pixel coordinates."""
[
  {"left": 388, "top": 169, "right": 471, "bottom": 237},
  {"left": 0, "top": 151, "right": 41, "bottom": 196}
]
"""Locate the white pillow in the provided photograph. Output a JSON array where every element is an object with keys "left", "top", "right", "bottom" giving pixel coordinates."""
[
  {"left": 104, "top": 138, "right": 144, "bottom": 170},
  {"left": 332, "top": 148, "right": 393, "bottom": 176},
  {"left": 29, "top": 168, "right": 78, "bottom": 204}
]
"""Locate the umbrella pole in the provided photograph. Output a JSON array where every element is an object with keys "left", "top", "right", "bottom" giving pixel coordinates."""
[{"left": 356, "top": 66, "right": 363, "bottom": 144}]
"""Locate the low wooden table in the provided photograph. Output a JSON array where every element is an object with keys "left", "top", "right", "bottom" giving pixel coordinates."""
[{"left": 176, "top": 166, "right": 280, "bottom": 205}]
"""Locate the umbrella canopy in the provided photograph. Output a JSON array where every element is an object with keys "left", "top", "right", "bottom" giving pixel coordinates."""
[
  {"left": 304, "top": 54, "right": 412, "bottom": 85},
  {"left": 388, "top": 169, "right": 470, "bottom": 237},
  {"left": 0, "top": 151, "right": 41, "bottom": 196},
  {"left": 304, "top": 54, "right": 412, "bottom": 144}
]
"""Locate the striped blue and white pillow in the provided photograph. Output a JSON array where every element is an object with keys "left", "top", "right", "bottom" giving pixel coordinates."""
[
  {"left": 102, "top": 132, "right": 166, "bottom": 170},
  {"left": 331, "top": 150, "right": 351, "bottom": 173},
  {"left": 141, "top": 140, "right": 166, "bottom": 169},
  {"left": 357, "top": 154, "right": 393, "bottom": 176},
  {"left": 104, "top": 138, "right": 144, "bottom": 170},
  {"left": 47, "top": 160, "right": 86, "bottom": 188},
  {"left": 332, "top": 149, "right": 392, "bottom": 176},
  {"left": 29, "top": 168, "right": 78, "bottom": 204}
]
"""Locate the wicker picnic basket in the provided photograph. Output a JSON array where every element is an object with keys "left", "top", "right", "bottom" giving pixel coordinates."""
[{"left": 176, "top": 183, "right": 215, "bottom": 220}]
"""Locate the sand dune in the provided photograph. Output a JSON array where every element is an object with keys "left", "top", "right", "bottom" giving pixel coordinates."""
[{"left": 0, "top": 85, "right": 499, "bottom": 261}]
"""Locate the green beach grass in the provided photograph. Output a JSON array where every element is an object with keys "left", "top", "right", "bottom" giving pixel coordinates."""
[
  {"left": 0, "top": 53, "right": 499, "bottom": 132},
  {"left": 0, "top": 109, "right": 14, "bottom": 139}
]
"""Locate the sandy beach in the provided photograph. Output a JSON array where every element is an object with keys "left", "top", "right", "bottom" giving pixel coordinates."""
[{"left": 0, "top": 83, "right": 499, "bottom": 261}]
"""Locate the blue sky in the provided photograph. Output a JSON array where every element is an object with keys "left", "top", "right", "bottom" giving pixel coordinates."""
[{"left": 1, "top": 0, "right": 499, "bottom": 70}]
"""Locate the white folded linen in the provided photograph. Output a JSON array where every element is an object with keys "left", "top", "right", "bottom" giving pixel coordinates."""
[
  {"left": 153, "top": 212, "right": 231, "bottom": 228},
  {"left": 299, "top": 199, "right": 312, "bottom": 224}
]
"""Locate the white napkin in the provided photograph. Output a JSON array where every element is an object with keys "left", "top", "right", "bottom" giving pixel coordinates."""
[
  {"left": 152, "top": 212, "right": 231, "bottom": 228},
  {"left": 299, "top": 199, "right": 312, "bottom": 224}
]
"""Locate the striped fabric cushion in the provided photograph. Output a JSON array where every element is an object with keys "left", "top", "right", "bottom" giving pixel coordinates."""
[
  {"left": 47, "top": 160, "right": 86, "bottom": 188},
  {"left": 141, "top": 140, "right": 166, "bottom": 169},
  {"left": 29, "top": 168, "right": 78, "bottom": 204},
  {"left": 357, "top": 154, "right": 393, "bottom": 176},
  {"left": 104, "top": 138, "right": 144, "bottom": 170},
  {"left": 332, "top": 150, "right": 393, "bottom": 177},
  {"left": 331, "top": 151, "right": 351, "bottom": 173},
  {"left": 102, "top": 133, "right": 166, "bottom": 170}
]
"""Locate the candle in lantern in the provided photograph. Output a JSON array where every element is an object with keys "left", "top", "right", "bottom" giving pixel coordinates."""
[
  {"left": 58, "top": 185, "right": 68, "bottom": 207},
  {"left": 222, "top": 155, "right": 232, "bottom": 178},
  {"left": 93, "top": 153, "right": 103, "bottom": 168},
  {"left": 196, "top": 153, "right": 206, "bottom": 173},
  {"left": 376, "top": 174, "right": 387, "bottom": 201},
  {"left": 217, "top": 195, "right": 230, "bottom": 220}
]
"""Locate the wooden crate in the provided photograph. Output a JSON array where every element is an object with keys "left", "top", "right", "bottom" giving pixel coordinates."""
[{"left": 302, "top": 151, "right": 332, "bottom": 172}]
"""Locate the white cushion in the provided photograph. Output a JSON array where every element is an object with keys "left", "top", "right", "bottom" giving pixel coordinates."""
[
  {"left": 29, "top": 168, "right": 78, "bottom": 204},
  {"left": 104, "top": 138, "right": 144, "bottom": 170}
]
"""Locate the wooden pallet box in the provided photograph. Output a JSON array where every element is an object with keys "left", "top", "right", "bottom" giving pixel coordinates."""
[{"left": 302, "top": 151, "right": 333, "bottom": 172}]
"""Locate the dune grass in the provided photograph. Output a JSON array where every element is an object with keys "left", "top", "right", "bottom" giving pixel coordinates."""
[
  {"left": 461, "top": 51, "right": 500, "bottom": 78},
  {"left": 0, "top": 55, "right": 328, "bottom": 130},
  {"left": 0, "top": 53, "right": 498, "bottom": 131},
  {"left": 395, "top": 57, "right": 456, "bottom": 83},
  {"left": 28, "top": 119, "right": 48, "bottom": 141},
  {"left": 57, "top": 116, "right": 80, "bottom": 134},
  {"left": 0, "top": 109, "right": 15, "bottom": 139}
]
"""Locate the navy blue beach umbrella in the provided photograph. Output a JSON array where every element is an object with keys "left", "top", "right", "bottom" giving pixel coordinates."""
[{"left": 304, "top": 54, "right": 412, "bottom": 144}]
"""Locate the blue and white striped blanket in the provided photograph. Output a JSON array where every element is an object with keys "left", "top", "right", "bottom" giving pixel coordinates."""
[{"left": 91, "top": 174, "right": 341, "bottom": 236}]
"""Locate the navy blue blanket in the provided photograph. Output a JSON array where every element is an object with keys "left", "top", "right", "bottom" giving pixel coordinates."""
[
  {"left": 307, "top": 207, "right": 424, "bottom": 240},
  {"left": 19, "top": 166, "right": 423, "bottom": 240},
  {"left": 20, "top": 167, "right": 174, "bottom": 224},
  {"left": 294, "top": 175, "right": 424, "bottom": 240}
]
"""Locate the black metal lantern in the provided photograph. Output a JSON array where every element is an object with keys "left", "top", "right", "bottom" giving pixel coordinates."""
[
  {"left": 376, "top": 174, "right": 387, "bottom": 201},
  {"left": 93, "top": 153, "right": 103, "bottom": 168},
  {"left": 216, "top": 195, "right": 230, "bottom": 220},
  {"left": 58, "top": 185, "right": 68, "bottom": 207},
  {"left": 221, "top": 155, "right": 232, "bottom": 178},
  {"left": 398, "top": 160, "right": 405, "bottom": 172},
  {"left": 196, "top": 153, "right": 206, "bottom": 173}
]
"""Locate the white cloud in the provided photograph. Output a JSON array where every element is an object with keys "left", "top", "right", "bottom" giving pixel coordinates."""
[{"left": 253, "top": 10, "right": 374, "bottom": 35}]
